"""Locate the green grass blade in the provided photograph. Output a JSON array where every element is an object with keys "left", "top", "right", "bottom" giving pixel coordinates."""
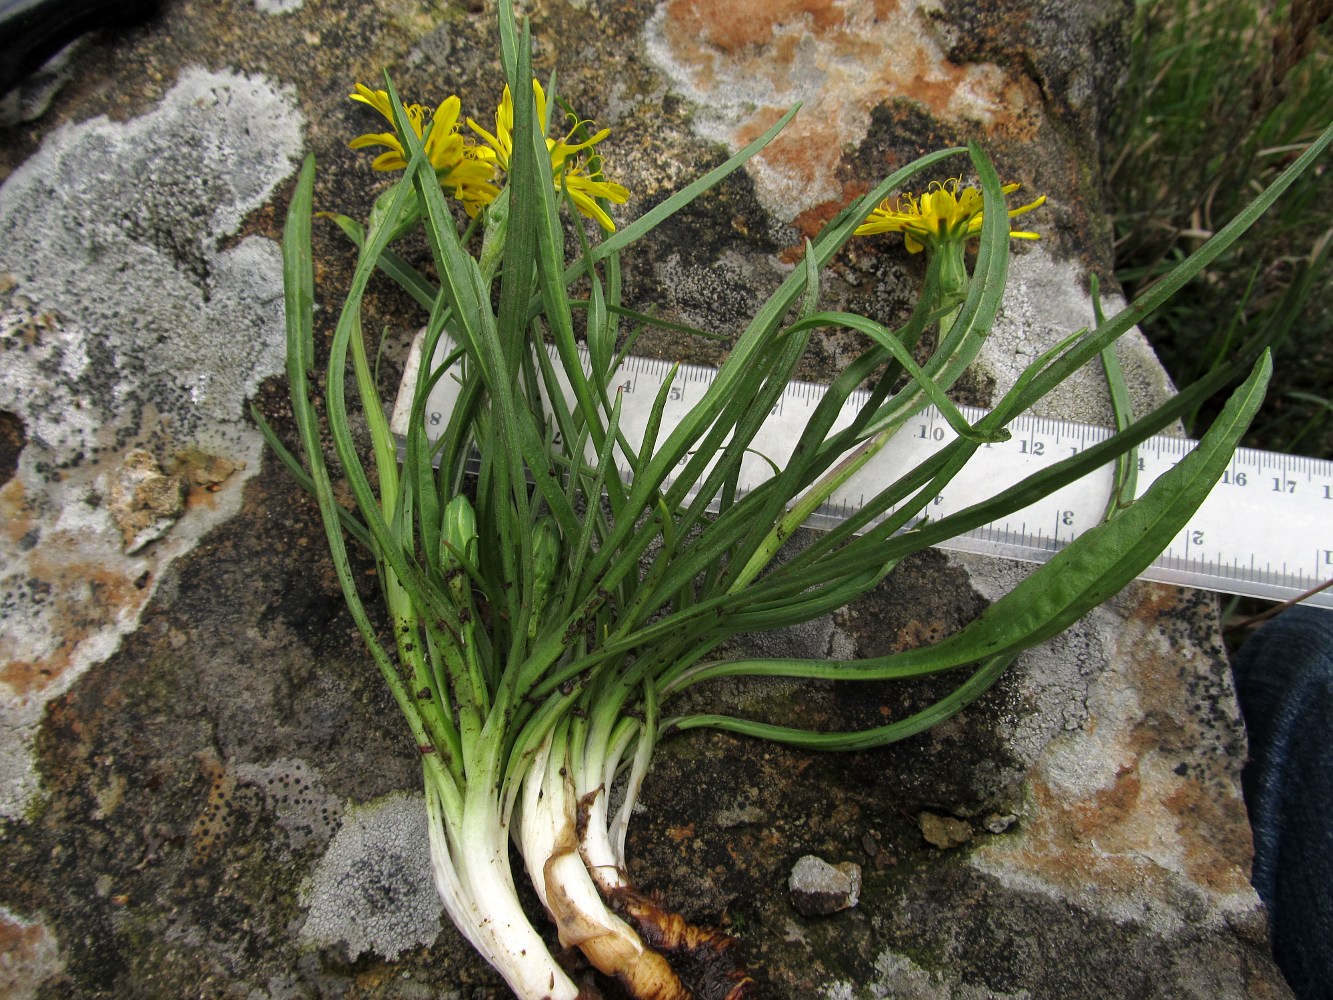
[
  {"left": 321, "top": 210, "right": 439, "bottom": 310},
  {"left": 278, "top": 155, "right": 461, "bottom": 783}
]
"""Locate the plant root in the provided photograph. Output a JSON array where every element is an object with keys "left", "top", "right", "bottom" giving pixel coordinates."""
[
  {"left": 607, "top": 885, "right": 758, "bottom": 1000},
  {"left": 544, "top": 822, "right": 695, "bottom": 1000}
]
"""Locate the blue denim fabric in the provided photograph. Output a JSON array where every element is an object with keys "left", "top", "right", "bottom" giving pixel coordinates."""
[{"left": 1231, "top": 605, "right": 1333, "bottom": 1000}]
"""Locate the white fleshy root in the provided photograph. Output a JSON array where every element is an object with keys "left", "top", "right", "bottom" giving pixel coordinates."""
[
  {"left": 578, "top": 750, "right": 629, "bottom": 893},
  {"left": 518, "top": 734, "right": 636, "bottom": 942}
]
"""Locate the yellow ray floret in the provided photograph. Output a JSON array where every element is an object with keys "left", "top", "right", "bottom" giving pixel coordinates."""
[
  {"left": 348, "top": 83, "right": 500, "bottom": 216},
  {"left": 469, "top": 80, "right": 629, "bottom": 232},
  {"left": 855, "top": 177, "right": 1046, "bottom": 253}
]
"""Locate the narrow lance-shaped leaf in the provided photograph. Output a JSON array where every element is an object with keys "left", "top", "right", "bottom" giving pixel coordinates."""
[{"left": 668, "top": 350, "right": 1271, "bottom": 695}]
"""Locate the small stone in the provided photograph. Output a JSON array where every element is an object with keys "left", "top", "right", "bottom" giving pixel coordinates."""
[
  {"left": 983, "top": 812, "right": 1019, "bottom": 834},
  {"left": 788, "top": 855, "right": 862, "bottom": 916},
  {"left": 918, "top": 812, "right": 973, "bottom": 850}
]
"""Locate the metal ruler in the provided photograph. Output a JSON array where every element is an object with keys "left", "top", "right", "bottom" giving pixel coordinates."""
[{"left": 391, "top": 334, "right": 1333, "bottom": 610}]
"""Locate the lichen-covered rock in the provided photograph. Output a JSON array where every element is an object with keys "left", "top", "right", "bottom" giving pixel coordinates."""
[
  {"left": 0, "top": 68, "right": 302, "bottom": 821},
  {"left": 0, "top": 0, "right": 1291, "bottom": 998}
]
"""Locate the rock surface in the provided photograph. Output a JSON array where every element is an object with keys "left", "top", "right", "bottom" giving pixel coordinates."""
[{"left": 0, "top": 1, "right": 1290, "bottom": 998}]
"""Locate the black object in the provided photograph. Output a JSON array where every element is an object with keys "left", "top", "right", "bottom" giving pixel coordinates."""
[
  {"left": 0, "top": 0, "right": 161, "bottom": 98},
  {"left": 1232, "top": 605, "right": 1333, "bottom": 1000}
]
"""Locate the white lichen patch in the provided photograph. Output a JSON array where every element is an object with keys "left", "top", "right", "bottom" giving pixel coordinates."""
[
  {"left": 0, "top": 68, "right": 304, "bottom": 818},
  {"left": 644, "top": 0, "right": 1042, "bottom": 222},
  {"left": 299, "top": 793, "right": 443, "bottom": 961},
  {"left": 976, "top": 250, "right": 1174, "bottom": 427}
]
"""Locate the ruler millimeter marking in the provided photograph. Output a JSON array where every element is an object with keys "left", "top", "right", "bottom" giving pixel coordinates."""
[{"left": 391, "top": 333, "right": 1333, "bottom": 610}]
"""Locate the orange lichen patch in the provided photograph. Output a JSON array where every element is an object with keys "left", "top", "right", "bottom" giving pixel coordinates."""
[
  {"left": 1, "top": 477, "right": 34, "bottom": 546},
  {"left": 1165, "top": 778, "right": 1256, "bottom": 889},
  {"left": 173, "top": 449, "right": 242, "bottom": 501},
  {"left": 886, "top": 616, "right": 954, "bottom": 653},
  {"left": 666, "top": 0, "right": 897, "bottom": 54},
  {"left": 1068, "top": 763, "right": 1141, "bottom": 840},
  {"left": 666, "top": 822, "right": 696, "bottom": 843},
  {"left": 984, "top": 751, "right": 1254, "bottom": 907},
  {"left": 652, "top": 0, "right": 1044, "bottom": 222},
  {"left": 972, "top": 592, "right": 1258, "bottom": 922},
  {"left": 108, "top": 449, "right": 186, "bottom": 551},
  {"left": 0, "top": 910, "right": 49, "bottom": 954},
  {"left": 1, "top": 544, "right": 146, "bottom": 699},
  {"left": 785, "top": 183, "right": 867, "bottom": 244},
  {"left": 0, "top": 660, "right": 45, "bottom": 692},
  {"left": 0, "top": 907, "right": 62, "bottom": 997}
]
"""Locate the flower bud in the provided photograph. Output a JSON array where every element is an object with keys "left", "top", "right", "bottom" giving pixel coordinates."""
[{"left": 441, "top": 495, "right": 478, "bottom": 605}]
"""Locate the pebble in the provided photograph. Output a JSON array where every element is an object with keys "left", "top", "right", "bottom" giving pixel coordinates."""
[{"left": 788, "top": 855, "right": 862, "bottom": 916}]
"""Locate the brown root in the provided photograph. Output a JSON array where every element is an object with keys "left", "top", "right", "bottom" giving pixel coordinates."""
[
  {"left": 607, "top": 885, "right": 759, "bottom": 1000},
  {"left": 544, "top": 822, "right": 695, "bottom": 1000}
]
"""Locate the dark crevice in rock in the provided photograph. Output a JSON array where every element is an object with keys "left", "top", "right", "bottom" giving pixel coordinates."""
[{"left": 0, "top": 409, "right": 24, "bottom": 487}]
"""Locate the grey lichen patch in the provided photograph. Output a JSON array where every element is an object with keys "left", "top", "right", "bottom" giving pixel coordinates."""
[
  {"left": 187, "top": 753, "right": 343, "bottom": 864},
  {"left": 648, "top": 248, "right": 778, "bottom": 340},
  {"left": 299, "top": 792, "right": 442, "bottom": 961},
  {"left": 235, "top": 757, "right": 344, "bottom": 851},
  {"left": 943, "top": 552, "right": 1120, "bottom": 770},
  {"left": 0, "top": 67, "right": 303, "bottom": 442},
  {"left": 825, "top": 949, "right": 1033, "bottom": 1000},
  {"left": 0, "top": 68, "right": 304, "bottom": 819}
]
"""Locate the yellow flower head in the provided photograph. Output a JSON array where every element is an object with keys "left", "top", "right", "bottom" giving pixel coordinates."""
[
  {"left": 348, "top": 83, "right": 500, "bottom": 216},
  {"left": 855, "top": 177, "right": 1046, "bottom": 253},
  {"left": 469, "top": 80, "right": 629, "bottom": 232}
]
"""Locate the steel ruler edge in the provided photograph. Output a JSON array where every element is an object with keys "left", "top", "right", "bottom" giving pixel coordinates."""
[{"left": 390, "top": 332, "right": 1333, "bottom": 611}]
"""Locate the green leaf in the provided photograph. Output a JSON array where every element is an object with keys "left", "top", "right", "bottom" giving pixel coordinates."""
[
  {"left": 670, "top": 654, "right": 1016, "bottom": 751},
  {"left": 669, "top": 351, "right": 1271, "bottom": 693}
]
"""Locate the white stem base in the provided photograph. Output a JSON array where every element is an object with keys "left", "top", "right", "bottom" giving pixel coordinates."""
[
  {"left": 425, "top": 778, "right": 580, "bottom": 1000},
  {"left": 517, "top": 736, "right": 685, "bottom": 996}
]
